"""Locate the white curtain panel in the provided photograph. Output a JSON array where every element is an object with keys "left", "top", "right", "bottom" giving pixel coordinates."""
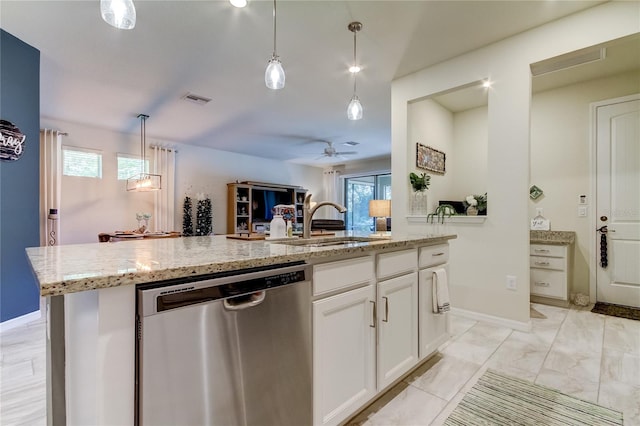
[
  {"left": 39, "top": 129, "right": 63, "bottom": 246},
  {"left": 322, "top": 169, "right": 343, "bottom": 220},
  {"left": 152, "top": 146, "right": 176, "bottom": 232}
]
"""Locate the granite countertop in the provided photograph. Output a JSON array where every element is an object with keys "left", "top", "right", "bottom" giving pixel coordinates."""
[
  {"left": 26, "top": 232, "right": 456, "bottom": 297},
  {"left": 530, "top": 230, "right": 575, "bottom": 245}
]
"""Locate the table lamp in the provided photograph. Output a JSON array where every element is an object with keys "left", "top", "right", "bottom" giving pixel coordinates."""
[{"left": 369, "top": 200, "right": 391, "bottom": 233}]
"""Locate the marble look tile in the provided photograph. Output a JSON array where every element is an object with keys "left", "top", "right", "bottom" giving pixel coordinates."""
[
  {"left": 541, "top": 341, "right": 602, "bottom": 383},
  {"left": 486, "top": 331, "right": 550, "bottom": 380},
  {"left": 601, "top": 348, "right": 640, "bottom": 388},
  {"left": 535, "top": 368, "right": 599, "bottom": 403},
  {"left": 429, "top": 390, "right": 466, "bottom": 426},
  {"left": 553, "top": 309, "right": 604, "bottom": 353},
  {"left": 598, "top": 380, "right": 640, "bottom": 426},
  {"left": 603, "top": 316, "right": 640, "bottom": 356},
  {"left": 441, "top": 322, "right": 512, "bottom": 365},
  {"left": 361, "top": 385, "right": 448, "bottom": 426},
  {"left": 448, "top": 316, "right": 476, "bottom": 338},
  {"left": 405, "top": 355, "right": 481, "bottom": 402}
]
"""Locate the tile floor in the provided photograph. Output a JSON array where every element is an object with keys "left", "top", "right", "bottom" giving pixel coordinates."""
[{"left": 1, "top": 303, "right": 639, "bottom": 425}]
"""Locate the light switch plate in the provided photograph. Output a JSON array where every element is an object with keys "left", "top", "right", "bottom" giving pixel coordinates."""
[{"left": 578, "top": 206, "right": 587, "bottom": 217}]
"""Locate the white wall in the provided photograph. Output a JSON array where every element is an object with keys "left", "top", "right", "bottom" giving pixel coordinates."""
[
  {"left": 408, "top": 99, "right": 454, "bottom": 213},
  {"left": 451, "top": 106, "right": 488, "bottom": 200},
  {"left": 530, "top": 70, "right": 640, "bottom": 300},
  {"left": 392, "top": 2, "right": 640, "bottom": 325},
  {"left": 41, "top": 118, "right": 324, "bottom": 243}
]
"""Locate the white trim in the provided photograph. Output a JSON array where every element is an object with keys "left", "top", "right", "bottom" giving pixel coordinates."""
[
  {"left": 406, "top": 215, "right": 487, "bottom": 224},
  {"left": 451, "top": 307, "right": 532, "bottom": 332},
  {"left": 0, "top": 309, "right": 42, "bottom": 333},
  {"left": 588, "top": 93, "right": 640, "bottom": 304}
]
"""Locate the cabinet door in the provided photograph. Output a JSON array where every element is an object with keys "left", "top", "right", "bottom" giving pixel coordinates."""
[
  {"left": 377, "top": 272, "right": 418, "bottom": 390},
  {"left": 313, "top": 285, "right": 376, "bottom": 426},
  {"left": 418, "top": 267, "right": 450, "bottom": 359}
]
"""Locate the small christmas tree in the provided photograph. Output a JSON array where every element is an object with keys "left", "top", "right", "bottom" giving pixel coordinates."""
[
  {"left": 196, "top": 195, "right": 212, "bottom": 236},
  {"left": 182, "top": 196, "right": 193, "bottom": 236}
]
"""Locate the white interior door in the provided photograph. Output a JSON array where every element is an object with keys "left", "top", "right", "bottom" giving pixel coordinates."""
[{"left": 596, "top": 97, "right": 640, "bottom": 308}]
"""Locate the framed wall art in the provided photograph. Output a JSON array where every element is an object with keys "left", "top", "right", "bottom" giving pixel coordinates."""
[{"left": 416, "top": 143, "right": 445, "bottom": 174}]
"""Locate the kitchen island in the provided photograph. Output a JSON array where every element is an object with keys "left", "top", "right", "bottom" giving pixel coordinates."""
[{"left": 26, "top": 232, "right": 456, "bottom": 425}]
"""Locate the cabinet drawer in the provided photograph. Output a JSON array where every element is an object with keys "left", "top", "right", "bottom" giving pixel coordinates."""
[
  {"left": 530, "top": 269, "right": 567, "bottom": 300},
  {"left": 530, "top": 255, "right": 566, "bottom": 271},
  {"left": 377, "top": 249, "right": 417, "bottom": 280},
  {"left": 419, "top": 244, "right": 449, "bottom": 268},
  {"left": 530, "top": 244, "right": 566, "bottom": 258},
  {"left": 313, "top": 256, "right": 374, "bottom": 296}
]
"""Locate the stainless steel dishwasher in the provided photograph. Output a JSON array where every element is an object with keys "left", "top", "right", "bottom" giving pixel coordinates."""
[{"left": 136, "top": 262, "right": 312, "bottom": 426}]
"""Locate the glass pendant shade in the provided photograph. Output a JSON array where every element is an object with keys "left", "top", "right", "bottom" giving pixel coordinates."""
[
  {"left": 101, "top": 0, "right": 136, "bottom": 30},
  {"left": 347, "top": 95, "right": 363, "bottom": 121},
  {"left": 265, "top": 56, "right": 285, "bottom": 90}
]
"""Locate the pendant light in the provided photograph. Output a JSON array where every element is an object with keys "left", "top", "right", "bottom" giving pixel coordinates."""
[
  {"left": 127, "top": 114, "right": 161, "bottom": 192},
  {"left": 265, "top": 0, "right": 285, "bottom": 90},
  {"left": 347, "top": 21, "right": 363, "bottom": 121},
  {"left": 100, "top": 0, "right": 136, "bottom": 30}
]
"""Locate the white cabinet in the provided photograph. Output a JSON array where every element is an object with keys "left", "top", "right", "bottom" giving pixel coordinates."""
[
  {"left": 418, "top": 244, "right": 450, "bottom": 360},
  {"left": 377, "top": 272, "right": 418, "bottom": 390},
  {"left": 530, "top": 243, "right": 569, "bottom": 301},
  {"left": 313, "top": 284, "right": 376, "bottom": 426},
  {"left": 418, "top": 266, "right": 450, "bottom": 359}
]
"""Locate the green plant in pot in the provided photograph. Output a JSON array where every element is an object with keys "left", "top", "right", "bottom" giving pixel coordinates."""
[
  {"left": 409, "top": 172, "right": 430, "bottom": 192},
  {"left": 409, "top": 172, "right": 430, "bottom": 215},
  {"left": 427, "top": 204, "right": 456, "bottom": 224}
]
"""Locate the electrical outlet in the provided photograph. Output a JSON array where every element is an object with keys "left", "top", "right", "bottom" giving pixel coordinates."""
[{"left": 506, "top": 275, "right": 517, "bottom": 290}]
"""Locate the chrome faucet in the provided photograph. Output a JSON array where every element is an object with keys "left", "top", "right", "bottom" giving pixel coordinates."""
[{"left": 302, "top": 193, "right": 347, "bottom": 239}]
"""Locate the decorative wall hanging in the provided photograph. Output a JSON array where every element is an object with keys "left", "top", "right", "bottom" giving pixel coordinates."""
[
  {"left": 529, "top": 185, "right": 544, "bottom": 200},
  {"left": 0, "top": 119, "right": 26, "bottom": 162},
  {"left": 416, "top": 143, "right": 446, "bottom": 174}
]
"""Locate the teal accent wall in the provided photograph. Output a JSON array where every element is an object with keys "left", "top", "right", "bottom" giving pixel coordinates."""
[{"left": 0, "top": 29, "right": 41, "bottom": 322}]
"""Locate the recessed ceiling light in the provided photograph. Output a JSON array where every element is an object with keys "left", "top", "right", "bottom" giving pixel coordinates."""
[
  {"left": 229, "top": 0, "right": 247, "bottom": 7},
  {"left": 349, "top": 65, "right": 361, "bottom": 73},
  {"left": 482, "top": 80, "right": 492, "bottom": 88},
  {"left": 343, "top": 141, "right": 359, "bottom": 146}
]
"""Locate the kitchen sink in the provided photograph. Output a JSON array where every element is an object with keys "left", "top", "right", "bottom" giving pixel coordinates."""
[{"left": 272, "top": 236, "right": 389, "bottom": 248}]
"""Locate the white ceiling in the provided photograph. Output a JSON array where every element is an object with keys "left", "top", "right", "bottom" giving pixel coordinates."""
[{"left": 0, "top": 0, "right": 608, "bottom": 166}]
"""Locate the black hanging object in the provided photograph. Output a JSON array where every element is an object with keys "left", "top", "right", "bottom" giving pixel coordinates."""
[{"left": 598, "top": 226, "right": 608, "bottom": 268}]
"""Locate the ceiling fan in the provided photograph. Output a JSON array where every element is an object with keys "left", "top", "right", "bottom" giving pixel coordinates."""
[{"left": 317, "top": 141, "right": 357, "bottom": 159}]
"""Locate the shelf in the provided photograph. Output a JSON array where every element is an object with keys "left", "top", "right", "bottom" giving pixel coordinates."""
[{"left": 406, "top": 215, "right": 487, "bottom": 224}]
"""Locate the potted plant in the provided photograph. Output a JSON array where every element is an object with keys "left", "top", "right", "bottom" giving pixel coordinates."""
[
  {"left": 463, "top": 193, "right": 487, "bottom": 216},
  {"left": 427, "top": 204, "right": 456, "bottom": 224},
  {"left": 409, "top": 172, "right": 430, "bottom": 214}
]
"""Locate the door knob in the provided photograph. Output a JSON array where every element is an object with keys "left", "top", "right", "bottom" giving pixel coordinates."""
[{"left": 600, "top": 216, "right": 608, "bottom": 222}]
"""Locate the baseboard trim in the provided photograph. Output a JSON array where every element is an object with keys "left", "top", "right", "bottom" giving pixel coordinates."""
[
  {"left": 0, "top": 309, "right": 42, "bottom": 333},
  {"left": 451, "top": 307, "right": 532, "bottom": 332}
]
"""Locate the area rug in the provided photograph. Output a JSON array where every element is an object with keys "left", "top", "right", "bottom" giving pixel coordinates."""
[
  {"left": 444, "top": 370, "right": 623, "bottom": 425},
  {"left": 591, "top": 302, "right": 640, "bottom": 321}
]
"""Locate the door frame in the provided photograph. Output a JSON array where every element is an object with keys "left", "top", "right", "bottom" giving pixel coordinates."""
[{"left": 588, "top": 93, "right": 640, "bottom": 303}]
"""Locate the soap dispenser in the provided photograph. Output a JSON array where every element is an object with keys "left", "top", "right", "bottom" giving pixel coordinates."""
[{"left": 530, "top": 208, "right": 550, "bottom": 230}]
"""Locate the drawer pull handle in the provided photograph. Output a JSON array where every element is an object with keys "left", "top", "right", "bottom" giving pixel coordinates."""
[
  {"left": 535, "top": 261, "right": 550, "bottom": 266},
  {"left": 370, "top": 301, "right": 376, "bottom": 328},
  {"left": 534, "top": 282, "right": 550, "bottom": 287},
  {"left": 382, "top": 296, "right": 389, "bottom": 323},
  {"left": 534, "top": 249, "right": 550, "bottom": 253},
  {"left": 432, "top": 252, "right": 445, "bottom": 256}
]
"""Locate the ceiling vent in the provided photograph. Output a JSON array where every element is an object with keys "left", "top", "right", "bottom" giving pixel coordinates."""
[
  {"left": 531, "top": 48, "right": 606, "bottom": 76},
  {"left": 181, "top": 93, "right": 212, "bottom": 106}
]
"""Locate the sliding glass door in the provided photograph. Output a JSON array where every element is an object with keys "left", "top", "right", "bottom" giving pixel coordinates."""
[{"left": 344, "top": 173, "right": 391, "bottom": 231}]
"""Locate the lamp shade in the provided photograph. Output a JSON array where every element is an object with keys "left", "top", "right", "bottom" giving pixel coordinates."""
[{"left": 369, "top": 199, "right": 391, "bottom": 218}]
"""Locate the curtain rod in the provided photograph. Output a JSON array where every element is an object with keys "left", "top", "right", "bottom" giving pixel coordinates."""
[{"left": 39, "top": 129, "right": 68, "bottom": 136}]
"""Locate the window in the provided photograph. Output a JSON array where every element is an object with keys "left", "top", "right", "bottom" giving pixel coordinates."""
[
  {"left": 117, "top": 154, "right": 148, "bottom": 180},
  {"left": 344, "top": 173, "right": 391, "bottom": 231},
  {"left": 63, "top": 146, "right": 102, "bottom": 178}
]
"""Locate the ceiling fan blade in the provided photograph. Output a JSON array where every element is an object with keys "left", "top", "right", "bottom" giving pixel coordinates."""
[{"left": 335, "top": 151, "right": 357, "bottom": 155}]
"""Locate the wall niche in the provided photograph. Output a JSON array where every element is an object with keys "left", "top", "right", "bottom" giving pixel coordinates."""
[{"left": 407, "top": 80, "right": 489, "bottom": 216}]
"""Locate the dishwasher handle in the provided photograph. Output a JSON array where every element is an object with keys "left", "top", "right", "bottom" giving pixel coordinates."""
[{"left": 223, "top": 291, "right": 266, "bottom": 311}]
